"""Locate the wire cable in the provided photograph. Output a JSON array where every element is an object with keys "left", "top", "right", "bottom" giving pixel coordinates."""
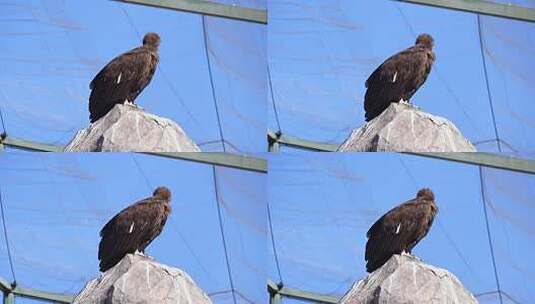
[
  {"left": 479, "top": 166, "right": 503, "bottom": 304},
  {"left": 0, "top": 103, "right": 7, "bottom": 135},
  {"left": 202, "top": 16, "right": 227, "bottom": 152},
  {"left": 477, "top": 15, "right": 502, "bottom": 152},
  {"left": 268, "top": 64, "right": 282, "bottom": 133},
  {"left": 131, "top": 154, "right": 153, "bottom": 191},
  {"left": 267, "top": 201, "right": 284, "bottom": 284},
  {"left": 212, "top": 166, "right": 237, "bottom": 304},
  {"left": 0, "top": 186, "right": 17, "bottom": 284}
]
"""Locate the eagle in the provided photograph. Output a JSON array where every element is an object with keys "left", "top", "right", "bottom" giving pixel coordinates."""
[
  {"left": 98, "top": 186, "right": 171, "bottom": 272},
  {"left": 364, "top": 33, "right": 435, "bottom": 121},
  {"left": 365, "top": 188, "right": 437, "bottom": 273},
  {"left": 88, "top": 32, "right": 160, "bottom": 123}
]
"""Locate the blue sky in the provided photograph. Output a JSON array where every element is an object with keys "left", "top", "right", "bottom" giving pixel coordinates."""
[
  {"left": 0, "top": 152, "right": 266, "bottom": 304},
  {"left": 268, "top": 0, "right": 535, "bottom": 157},
  {"left": 0, "top": 0, "right": 266, "bottom": 153},
  {"left": 268, "top": 153, "right": 535, "bottom": 304}
]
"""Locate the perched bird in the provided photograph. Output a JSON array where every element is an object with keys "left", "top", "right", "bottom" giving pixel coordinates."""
[
  {"left": 89, "top": 32, "right": 160, "bottom": 123},
  {"left": 98, "top": 186, "right": 171, "bottom": 272},
  {"left": 364, "top": 34, "right": 435, "bottom": 121},
  {"left": 365, "top": 188, "right": 437, "bottom": 272}
]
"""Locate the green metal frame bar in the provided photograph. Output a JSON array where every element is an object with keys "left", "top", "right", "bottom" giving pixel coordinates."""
[
  {"left": 267, "top": 131, "right": 535, "bottom": 174},
  {"left": 1, "top": 277, "right": 73, "bottom": 303},
  {"left": 112, "top": 0, "right": 267, "bottom": 24},
  {"left": 396, "top": 0, "right": 535, "bottom": 23},
  {"left": 144, "top": 152, "right": 267, "bottom": 173},
  {"left": 268, "top": 280, "right": 340, "bottom": 304},
  {"left": 407, "top": 152, "right": 535, "bottom": 174},
  {"left": 0, "top": 136, "right": 267, "bottom": 173},
  {"left": 268, "top": 131, "right": 338, "bottom": 152}
]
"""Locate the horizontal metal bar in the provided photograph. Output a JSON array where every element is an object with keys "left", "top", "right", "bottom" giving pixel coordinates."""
[
  {"left": 396, "top": 0, "right": 535, "bottom": 22},
  {"left": 268, "top": 280, "right": 340, "bottom": 304},
  {"left": 143, "top": 152, "right": 267, "bottom": 173},
  {"left": 13, "top": 286, "right": 73, "bottom": 303},
  {"left": 268, "top": 130, "right": 339, "bottom": 152},
  {"left": 268, "top": 131, "right": 535, "bottom": 174},
  {"left": 407, "top": 152, "right": 535, "bottom": 174},
  {"left": 0, "top": 277, "right": 73, "bottom": 303},
  {"left": 113, "top": 0, "right": 267, "bottom": 24},
  {"left": 0, "top": 136, "right": 267, "bottom": 173},
  {"left": 1, "top": 136, "right": 64, "bottom": 152}
]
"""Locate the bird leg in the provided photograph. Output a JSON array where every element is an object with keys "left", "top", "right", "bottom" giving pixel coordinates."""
[{"left": 123, "top": 99, "right": 143, "bottom": 110}]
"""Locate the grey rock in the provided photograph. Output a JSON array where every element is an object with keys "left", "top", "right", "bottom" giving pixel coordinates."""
[
  {"left": 338, "top": 103, "right": 476, "bottom": 152},
  {"left": 65, "top": 104, "right": 200, "bottom": 152},
  {"left": 74, "top": 254, "right": 212, "bottom": 304},
  {"left": 340, "top": 254, "right": 478, "bottom": 304}
]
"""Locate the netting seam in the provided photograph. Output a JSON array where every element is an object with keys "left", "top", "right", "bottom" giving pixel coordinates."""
[
  {"left": 202, "top": 16, "right": 227, "bottom": 152},
  {"left": 212, "top": 166, "right": 237, "bottom": 304},
  {"left": 477, "top": 15, "right": 502, "bottom": 153},
  {"left": 478, "top": 166, "right": 503, "bottom": 304},
  {"left": 268, "top": 65, "right": 282, "bottom": 133},
  {"left": 0, "top": 186, "right": 17, "bottom": 284},
  {"left": 267, "top": 201, "right": 284, "bottom": 283}
]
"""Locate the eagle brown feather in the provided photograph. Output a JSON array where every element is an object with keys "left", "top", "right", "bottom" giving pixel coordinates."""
[
  {"left": 88, "top": 32, "right": 160, "bottom": 123},
  {"left": 364, "top": 34, "right": 435, "bottom": 121},
  {"left": 365, "top": 188, "right": 437, "bottom": 272},
  {"left": 98, "top": 186, "right": 171, "bottom": 272}
]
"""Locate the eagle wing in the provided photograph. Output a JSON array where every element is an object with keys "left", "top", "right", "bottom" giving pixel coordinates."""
[
  {"left": 364, "top": 46, "right": 430, "bottom": 121},
  {"left": 88, "top": 47, "right": 155, "bottom": 123},
  {"left": 98, "top": 197, "right": 168, "bottom": 272}
]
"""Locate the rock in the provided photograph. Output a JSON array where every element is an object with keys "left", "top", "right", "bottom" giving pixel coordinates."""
[
  {"left": 65, "top": 104, "right": 200, "bottom": 152},
  {"left": 73, "top": 254, "right": 212, "bottom": 304},
  {"left": 338, "top": 103, "right": 476, "bottom": 152},
  {"left": 340, "top": 254, "right": 478, "bottom": 304}
]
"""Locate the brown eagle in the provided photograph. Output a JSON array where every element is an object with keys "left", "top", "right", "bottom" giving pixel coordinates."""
[
  {"left": 89, "top": 32, "right": 160, "bottom": 123},
  {"left": 365, "top": 188, "right": 437, "bottom": 273},
  {"left": 98, "top": 186, "right": 171, "bottom": 272},
  {"left": 364, "top": 34, "right": 435, "bottom": 121}
]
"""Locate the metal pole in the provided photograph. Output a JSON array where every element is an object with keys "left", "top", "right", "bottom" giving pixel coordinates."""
[
  {"left": 270, "top": 293, "right": 282, "bottom": 304},
  {"left": 3, "top": 292, "right": 14, "bottom": 304}
]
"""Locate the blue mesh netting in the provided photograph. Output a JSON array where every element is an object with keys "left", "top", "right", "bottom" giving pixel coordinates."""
[
  {"left": 268, "top": 153, "right": 535, "bottom": 304},
  {"left": 268, "top": 0, "right": 534, "bottom": 157},
  {"left": 0, "top": 152, "right": 266, "bottom": 304},
  {"left": 0, "top": 0, "right": 265, "bottom": 153}
]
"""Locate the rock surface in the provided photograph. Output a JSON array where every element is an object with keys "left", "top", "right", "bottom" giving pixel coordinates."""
[
  {"left": 73, "top": 254, "right": 212, "bottom": 304},
  {"left": 340, "top": 254, "right": 478, "bottom": 304},
  {"left": 338, "top": 103, "right": 476, "bottom": 152},
  {"left": 65, "top": 104, "right": 200, "bottom": 152}
]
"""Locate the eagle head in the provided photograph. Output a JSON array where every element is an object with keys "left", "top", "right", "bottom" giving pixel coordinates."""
[
  {"left": 416, "top": 188, "right": 434, "bottom": 201},
  {"left": 143, "top": 32, "right": 160, "bottom": 49},
  {"left": 153, "top": 186, "right": 171, "bottom": 202},
  {"left": 415, "top": 33, "right": 434, "bottom": 50}
]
